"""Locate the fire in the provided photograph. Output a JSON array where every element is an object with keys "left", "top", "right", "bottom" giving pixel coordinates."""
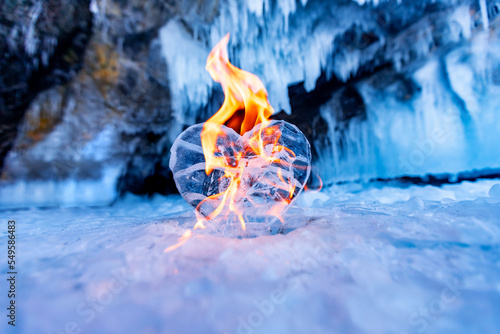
[
  {"left": 199, "top": 33, "right": 295, "bottom": 231},
  {"left": 304, "top": 171, "right": 323, "bottom": 192},
  {"left": 202, "top": 34, "right": 274, "bottom": 174},
  {"left": 165, "top": 34, "right": 308, "bottom": 252},
  {"left": 164, "top": 229, "right": 192, "bottom": 252}
]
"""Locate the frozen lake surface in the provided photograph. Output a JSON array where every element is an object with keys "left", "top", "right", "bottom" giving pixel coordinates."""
[{"left": 1, "top": 180, "right": 500, "bottom": 334}]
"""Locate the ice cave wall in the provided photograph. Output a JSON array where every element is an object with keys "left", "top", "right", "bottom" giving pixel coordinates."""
[
  {"left": 0, "top": 0, "right": 499, "bottom": 207},
  {"left": 161, "top": 0, "right": 500, "bottom": 183}
]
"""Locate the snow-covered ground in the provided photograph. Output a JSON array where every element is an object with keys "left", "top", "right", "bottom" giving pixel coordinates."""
[{"left": 1, "top": 179, "right": 500, "bottom": 334}]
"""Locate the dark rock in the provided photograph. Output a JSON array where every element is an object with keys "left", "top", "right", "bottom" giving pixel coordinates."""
[
  {"left": 0, "top": 0, "right": 93, "bottom": 171},
  {"left": 337, "top": 86, "right": 367, "bottom": 124}
]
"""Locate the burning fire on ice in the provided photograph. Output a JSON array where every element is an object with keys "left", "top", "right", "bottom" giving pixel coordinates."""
[{"left": 166, "top": 34, "right": 312, "bottom": 251}]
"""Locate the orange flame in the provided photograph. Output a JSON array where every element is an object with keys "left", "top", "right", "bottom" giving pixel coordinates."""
[
  {"left": 164, "top": 229, "right": 192, "bottom": 252},
  {"left": 198, "top": 33, "right": 294, "bottom": 232},
  {"left": 165, "top": 33, "right": 299, "bottom": 251},
  {"left": 202, "top": 34, "right": 274, "bottom": 174},
  {"left": 304, "top": 171, "right": 323, "bottom": 192},
  {"left": 163, "top": 218, "right": 206, "bottom": 253}
]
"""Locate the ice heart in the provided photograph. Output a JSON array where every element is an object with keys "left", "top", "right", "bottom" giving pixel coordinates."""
[{"left": 169, "top": 120, "right": 311, "bottom": 236}]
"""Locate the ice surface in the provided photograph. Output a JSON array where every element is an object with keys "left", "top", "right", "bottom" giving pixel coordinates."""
[
  {"left": 169, "top": 122, "right": 242, "bottom": 208},
  {"left": 1, "top": 179, "right": 499, "bottom": 334},
  {"left": 169, "top": 120, "right": 311, "bottom": 236},
  {"left": 0, "top": 167, "right": 122, "bottom": 209}
]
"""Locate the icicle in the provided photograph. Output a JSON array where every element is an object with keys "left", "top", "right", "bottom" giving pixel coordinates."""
[
  {"left": 24, "top": 1, "right": 42, "bottom": 56},
  {"left": 159, "top": 20, "right": 213, "bottom": 125},
  {"left": 479, "top": 0, "right": 489, "bottom": 31},
  {"left": 90, "top": 0, "right": 99, "bottom": 15}
]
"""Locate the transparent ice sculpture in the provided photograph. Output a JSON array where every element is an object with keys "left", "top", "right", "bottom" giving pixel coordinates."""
[{"left": 169, "top": 120, "right": 311, "bottom": 236}]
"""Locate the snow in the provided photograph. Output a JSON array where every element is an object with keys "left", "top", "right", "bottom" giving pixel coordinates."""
[{"left": 1, "top": 179, "right": 499, "bottom": 333}]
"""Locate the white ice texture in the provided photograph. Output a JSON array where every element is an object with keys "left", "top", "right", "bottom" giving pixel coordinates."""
[
  {"left": 169, "top": 120, "right": 311, "bottom": 236},
  {"left": 1, "top": 179, "right": 499, "bottom": 334}
]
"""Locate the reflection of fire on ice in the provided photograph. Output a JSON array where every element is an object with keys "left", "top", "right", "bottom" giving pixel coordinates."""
[{"left": 168, "top": 34, "right": 311, "bottom": 240}]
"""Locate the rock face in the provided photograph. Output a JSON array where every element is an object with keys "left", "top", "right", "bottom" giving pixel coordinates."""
[
  {"left": 0, "top": 0, "right": 93, "bottom": 170},
  {"left": 1, "top": 0, "right": 500, "bottom": 206},
  {"left": 0, "top": 0, "right": 178, "bottom": 206}
]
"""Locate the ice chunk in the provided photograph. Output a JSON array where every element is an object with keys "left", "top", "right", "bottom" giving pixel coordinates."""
[
  {"left": 404, "top": 196, "right": 424, "bottom": 212},
  {"left": 489, "top": 184, "right": 500, "bottom": 198},
  {"left": 169, "top": 120, "right": 311, "bottom": 236}
]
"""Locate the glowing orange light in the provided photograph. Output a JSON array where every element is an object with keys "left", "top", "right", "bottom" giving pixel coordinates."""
[
  {"left": 196, "top": 33, "right": 295, "bottom": 232},
  {"left": 165, "top": 33, "right": 300, "bottom": 252},
  {"left": 304, "top": 169, "right": 323, "bottom": 192},
  {"left": 164, "top": 230, "right": 192, "bottom": 252}
]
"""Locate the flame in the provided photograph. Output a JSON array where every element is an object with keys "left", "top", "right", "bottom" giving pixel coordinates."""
[
  {"left": 164, "top": 230, "right": 192, "bottom": 252},
  {"left": 165, "top": 33, "right": 299, "bottom": 252},
  {"left": 304, "top": 171, "right": 323, "bottom": 192},
  {"left": 163, "top": 216, "right": 206, "bottom": 253},
  {"left": 199, "top": 33, "right": 289, "bottom": 231},
  {"left": 202, "top": 34, "right": 274, "bottom": 174}
]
